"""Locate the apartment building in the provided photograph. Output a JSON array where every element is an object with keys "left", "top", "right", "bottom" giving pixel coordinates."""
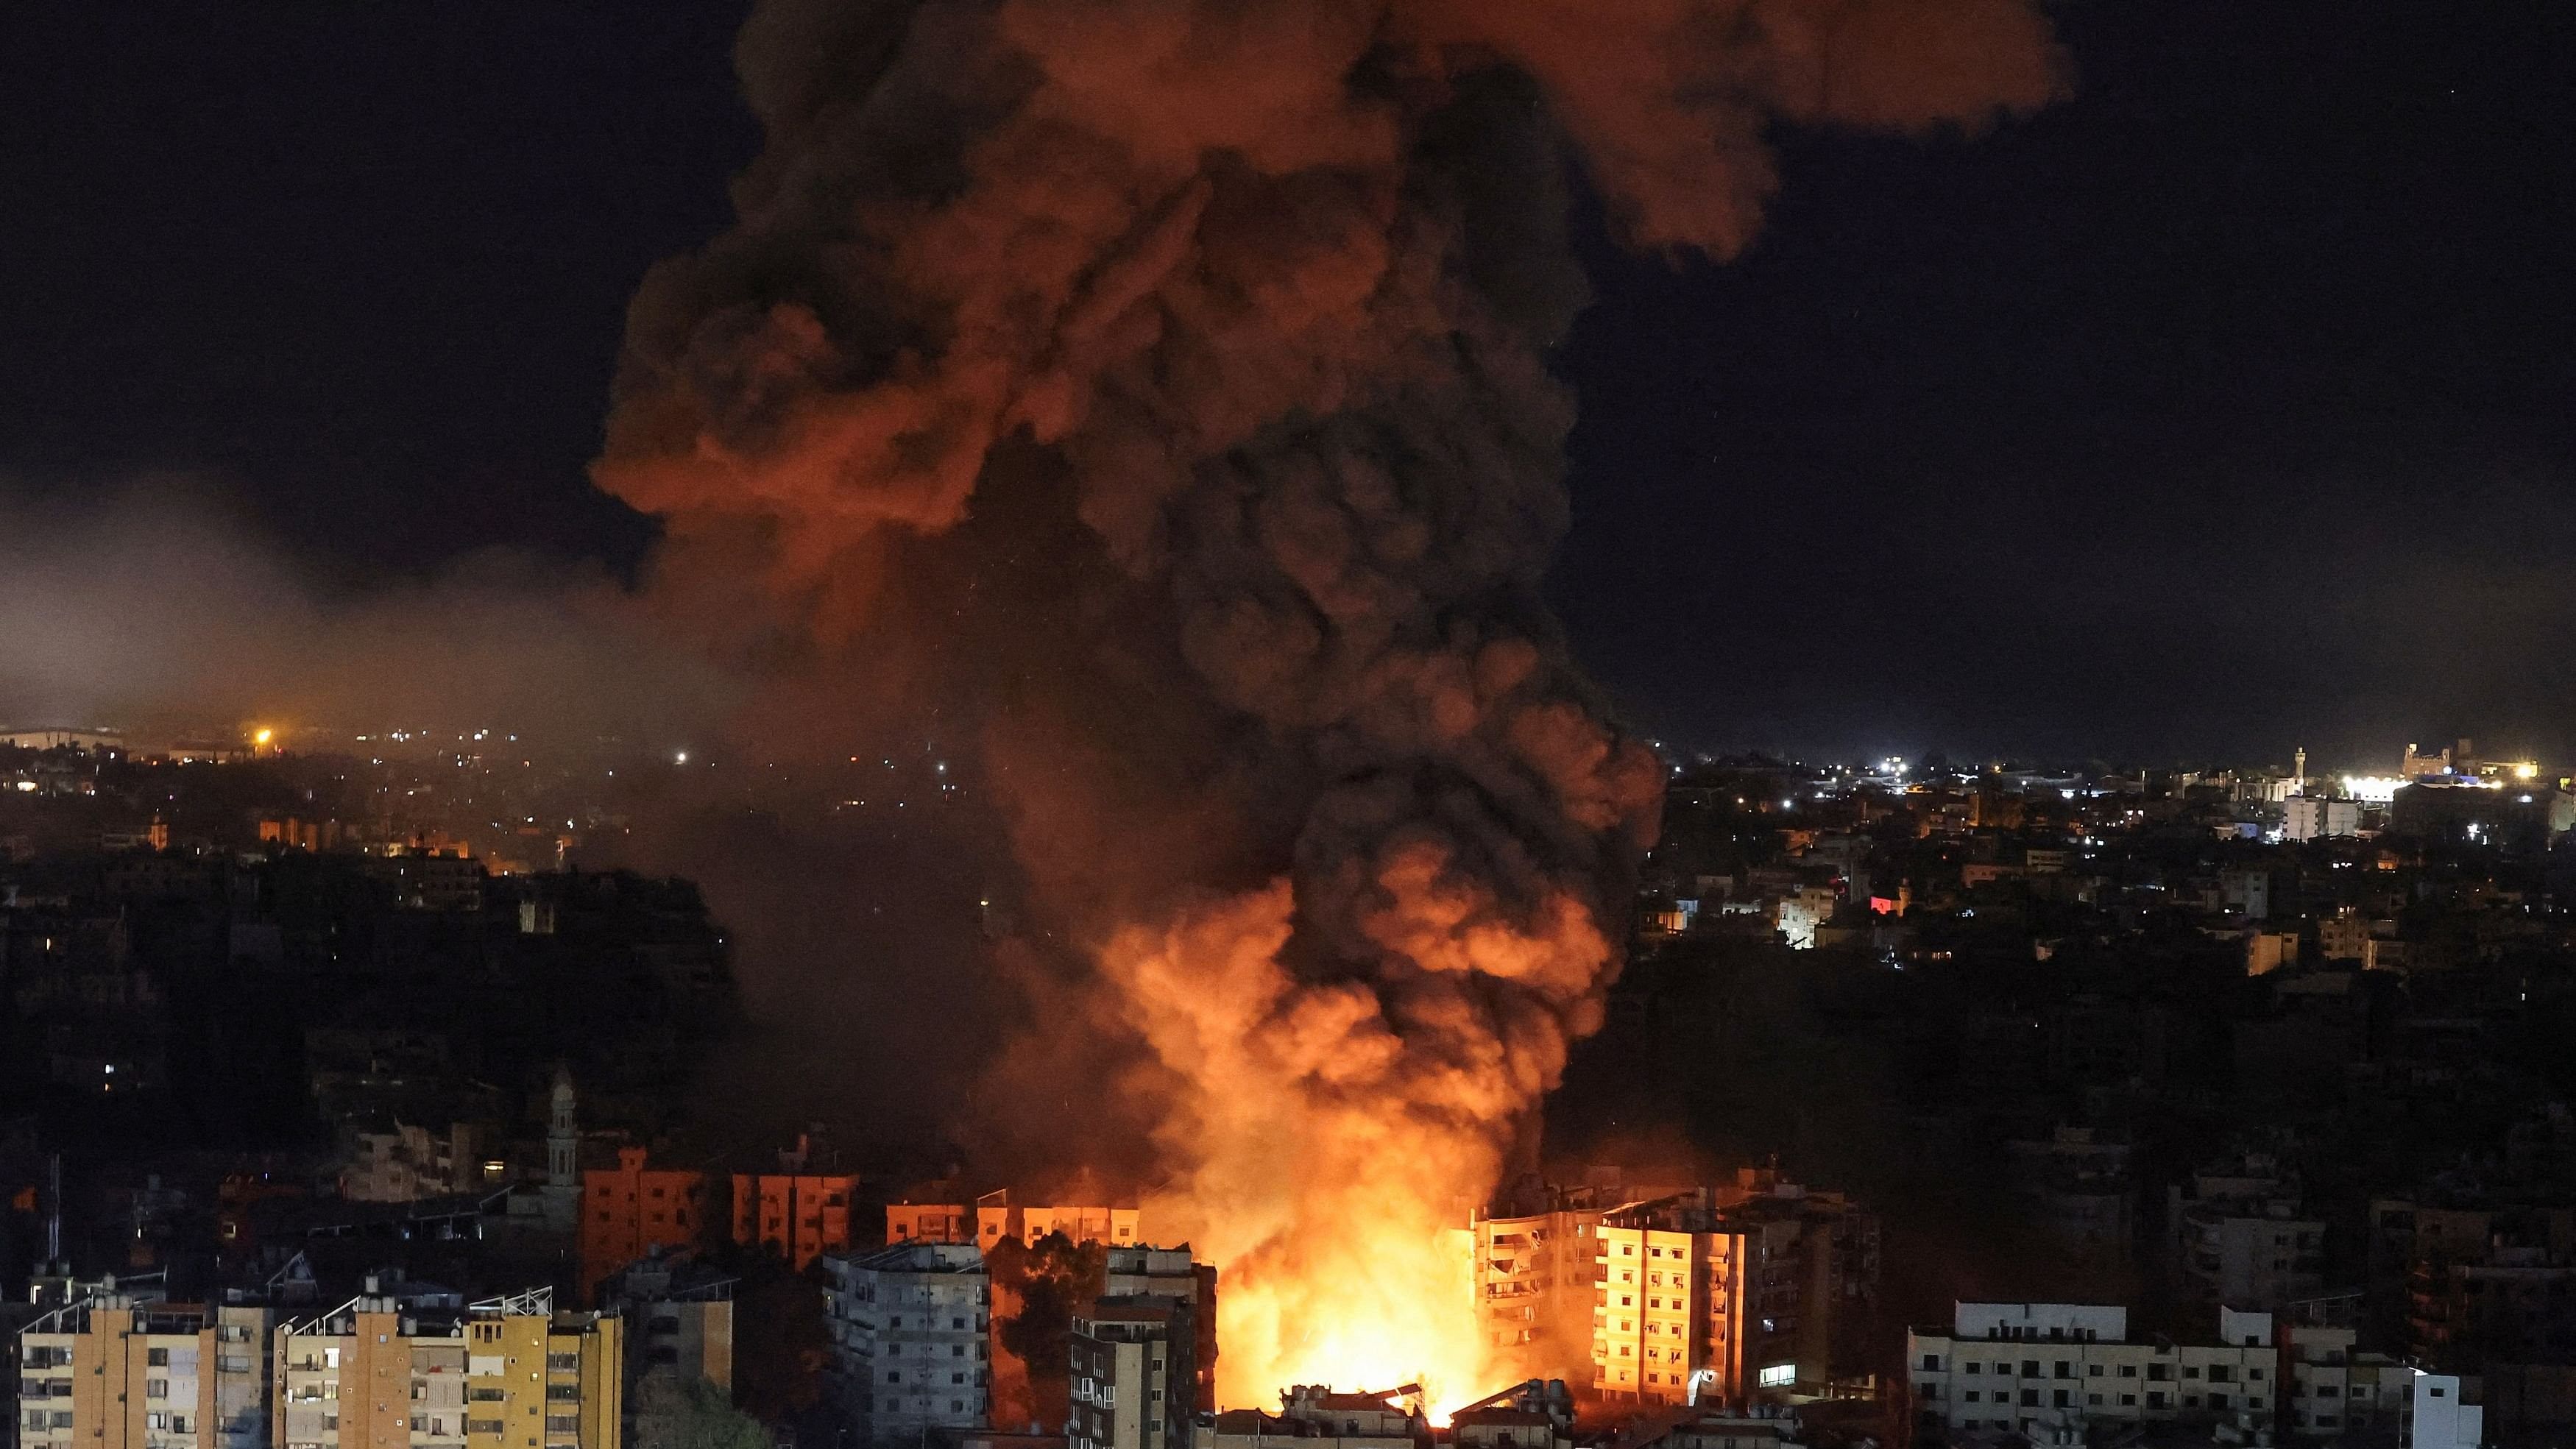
[
  {"left": 732, "top": 1169, "right": 860, "bottom": 1272},
  {"left": 1471, "top": 1190, "right": 1611, "bottom": 1388},
  {"left": 2170, "top": 1156, "right": 2326, "bottom": 1310},
  {"left": 598, "top": 1253, "right": 734, "bottom": 1447},
  {"left": 271, "top": 1283, "right": 622, "bottom": 1449},
  {"left": 15, "top": 1291, "right": 271, "bottom": 1449},
  {"left": 977, "top": 1191, "right": 1140, "bottom": 1251},
  {"left": 1590, "top": 1177, "right": 1878, "bottom": 1405},
  {"left": 1908, "top": 1302, "right": 2282, "bottom": 1437},
  {"left": 821, "top": 1243, "right": 991, "bottom": 1442},
  {"left": 580, "top": 1149, "right": 712, "bottom": 1298},
  {"left": 1067, "top": 1300, "right": 1196, "bottom": 1449},
  {"left": 1102, "top": 1247, "right": 1217, "bottom": 1413}
]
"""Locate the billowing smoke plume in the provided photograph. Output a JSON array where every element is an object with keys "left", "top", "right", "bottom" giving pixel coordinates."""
[{"left": 598, "top": 0, "right": 2059, "bottom": 1407}]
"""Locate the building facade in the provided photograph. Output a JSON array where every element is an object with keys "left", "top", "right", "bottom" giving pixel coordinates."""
[
  {"left": 272, "top": 1286, "right": 621, "bottom": 1449},
  {"left": 821, "top": 1243, "right": 991, "bottom": 1443},
  {"left": 732, "top": 1169, "right": 861, "bottom": 1271},
  {"left": 1067, "top": 1300, "right": 1195, "bottom": 1449},
  {"left": 1910, "top": 1302, "right": 2272, "bottom": 1438},
  {"left": 580, "top": 1150, "right": 711, "bottom": 1299},
  {"left": 15, "top": 1292, "right": 272, "bottom": 1449},
  {"left": 1589, "top": 1177, "right": 1879, "bottom": 1405}
]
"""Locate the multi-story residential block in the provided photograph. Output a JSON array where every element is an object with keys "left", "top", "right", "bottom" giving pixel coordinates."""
[
  {"left": 580, "top": 1149, "right": 711, "bottom": 1299},
  {"left": 1100, "top": 1247, "right": 1216, "bottom": 1413},
  {"left": 2274, "top": 1323, "right": 2411, "bottom": 1439},
  {"left": 732, "top": 1154, "right": 860, "bottom": 1272},
  {"left": 2170, "top": 1156, "right": 2326, "bottom": 1310},
  {"left": 1067, "top": 1299, "right": 1195, "bottom": 1449},
  {"left": 15, "top": 1290, "right": 271, "bottom": 1449},
  {"left": 976, "top": 1191, "right": 1140, "bottom": 1252},
  {"left": 1909, "top": 1302, "right": 2307, "bottom": 1439},
  {"left": 1588, "top": 1175, "right": 1879, "bottom": 1405},
  {"left": 598, "top": 1253, "right": 734, "bottom": 1446},
  {"left": 886, "top": 1202, "right": 973, "bottom": 1245},
  {"left": 1471, "top": 1188, "right": 1613, "bottom": 1389},
  {"left": 271, "top": 1283, "right": 621, "bottom": 1449},
  {"left": 821, "top": 1243, "right": 991, "bottom": 1442},
  {"left": 337, "top": 1122, "right": 491, "bottom": 1204}
]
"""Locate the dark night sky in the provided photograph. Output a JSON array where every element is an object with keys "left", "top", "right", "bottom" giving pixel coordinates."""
[{"left": 3, "top": 2, "right": 2572, "bottom": 767}]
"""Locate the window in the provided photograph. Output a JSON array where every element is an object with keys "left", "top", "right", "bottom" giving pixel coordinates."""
[
  {"left": 2209, "top": 1366, "right": 2232, "bottom": 1384},
  {"left": 2053, "top": 1391, "right": 2070, "bottom": 1408},
  {"left": 2148, "top": 1393, "right": 2166, "bottom": 1409},
  {"left": 2184, "top": 1366, "right": 2201, "bottom": 1380},
  {"left": 2087, "top": 1395, "right": 2102, "bottom": 1406},
  {"left": 148, "top": 1349, "right": 171, "bottom": 1367},
  {"left": 1967, "top": 1363, "right": 1983, "bottom": 1375},
  {"left": 1964, "top": 1392, "right": 1981, "bottom": 1403},
  {"left": 2211, "top": 1395, "right": 2229, "bottom": 1411},
  {"left": 2120, "top": 1366, "right": 2138, "bottom": 1378},
  {"left": 2019, "top": 1391, "right": 2037, "bottom": 1408},
  {"left": 146, "top": 1379, "right": 169, "bottom": 1400},
  {"left": 2056, "top": 1362, "right": 2073, "bottom": 1379},
  {"left": 1923, "top": 1354, "right": 1942, "bottom": 1371},
  {"left": 2430, "top": 1387, "right": 2446, "bottom": 1400},
  {"left": 2021, "top": 1361, "right": 2039, "bottom": 1378},
  {"left": 2119, "top": 1395, "right": 2135, "bottom": 1407}
]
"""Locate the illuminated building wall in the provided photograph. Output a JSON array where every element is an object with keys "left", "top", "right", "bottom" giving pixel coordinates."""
[
  {"left": 580, "top": 1149, "right": 712, "bottom": 1298},
  {"left": 1588, "top": 1179, "right": 1878, "bottom": 1406},
  {"left": 731, "top": 1172, "right": 860, "bottom": 1270},
  {"left": 272, "top": 1289, "right": 622, "bottom": 1449},
  {"left": 15, "top": 1296, "right": 272, "bottom": 1449},
  {"left": 886, "top": 1202, "right": 972, "bottom": 1244}
]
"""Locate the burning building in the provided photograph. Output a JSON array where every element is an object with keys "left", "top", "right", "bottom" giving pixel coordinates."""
[
  {"left": 596, "top": 0, "right": 2059, "bottom": 1412},
  {"left": 1473, "top": 1172, "right": 1879, "bottom": 1406}
]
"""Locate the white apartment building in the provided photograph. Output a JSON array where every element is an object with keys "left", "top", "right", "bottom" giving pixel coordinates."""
[
  {"left": 2285, "top": 797, "right": 2362, "bottom": 842},
  {"left": 1910, "top": 1303, "right": 2275, "bottom": 1436},
  {"left": 2406, "top": 1370, "right": 2481, "bottom": 1449},
  {"left": 821, "top": 1243, "right": 991, "bottom": 1441}
]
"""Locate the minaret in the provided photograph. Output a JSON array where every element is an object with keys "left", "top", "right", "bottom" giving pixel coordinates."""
[
  {"left": 547, "top": 1065, "right": 578, "bottom": 1189},
  {"left": 2293, "top": 746, "right": 2307, "bottom": 796}
]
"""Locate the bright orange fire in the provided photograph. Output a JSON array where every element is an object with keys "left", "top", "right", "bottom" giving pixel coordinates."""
[{"left": 1104, "top": 857, "right": 1614, "bottom": 1417}]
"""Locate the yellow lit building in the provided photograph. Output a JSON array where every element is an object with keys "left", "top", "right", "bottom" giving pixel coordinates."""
[
  {"left": 15, "top": 1291, "right": 273, "bottom": 1449},
  {"left": 1584, "top": 1175, "right": 1879, "bottom": 1406},
  {"left": 272, "top": 1286, "right": 622, "bottom": 1449}
]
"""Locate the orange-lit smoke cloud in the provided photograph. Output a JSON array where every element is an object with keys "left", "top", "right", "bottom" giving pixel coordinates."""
[{"left": 598, "top": 0, "right": 2060, "bottom": 1411}]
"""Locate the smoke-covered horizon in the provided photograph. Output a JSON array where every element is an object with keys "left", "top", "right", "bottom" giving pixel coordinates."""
[{"left": 0, "top": 478, "right": 733, "bottom": 748}]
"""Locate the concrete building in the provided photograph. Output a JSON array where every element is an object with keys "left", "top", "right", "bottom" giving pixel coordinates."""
[
  {"left": 1101, "top": 1247, "right": 1217, "bottom": 1413},
  {"left": 732, "top": 1140, "right": 860, "bottom": 1271},
  {"left": 887, "top": 1202, "right": 974, "bottom": 1245},
  {"left": 2170, "top": 1157, "right": 2326, "bottom": 1310},
  {"left": 2408, "top": 1371, "right": 2482, "bottom": 1449},
  {"left": 821, "top": 1242, "right": 991, "bottom": 1442},
  {"left": 2003, "top": 1128, "right": 2134, "bottom": 1264},
  {"left": 271, "top": 1283, "right": 623, "bottom": 1449},
  {"left": 1588, "top": 1175, "right": 1879, "bottom": 1405},
  {"left": 337, "top": 1122, "right": 491, "bottom": 1205},
  {"left": 977, "top": 1191, "right": 1142, "bottom": 1252},
  {"left": 579, "top": 1149, "right": 711, "bottom": 1300},
  {"left": 598, "top": 1253, "right": 735, "bottom": 1447},
  {"left": 15, "top": 1289, "right": 272, "bottom": 1449},
  {"left": 1908, "top": 1303, "right": 2284, "bottom": 1437},
  {"left": 1199, "top": 1387, "right": 1425, "bottom": 1449},
  {"left": 1471, "top": 1189, "right": 1610, "bottom": 1391},
  {"left": 2285, "top": 796, "right": 2362, "bottom": 842},
  {"left": 1067, "top": 1300, "right": 1195, "bottom": 1449}
]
